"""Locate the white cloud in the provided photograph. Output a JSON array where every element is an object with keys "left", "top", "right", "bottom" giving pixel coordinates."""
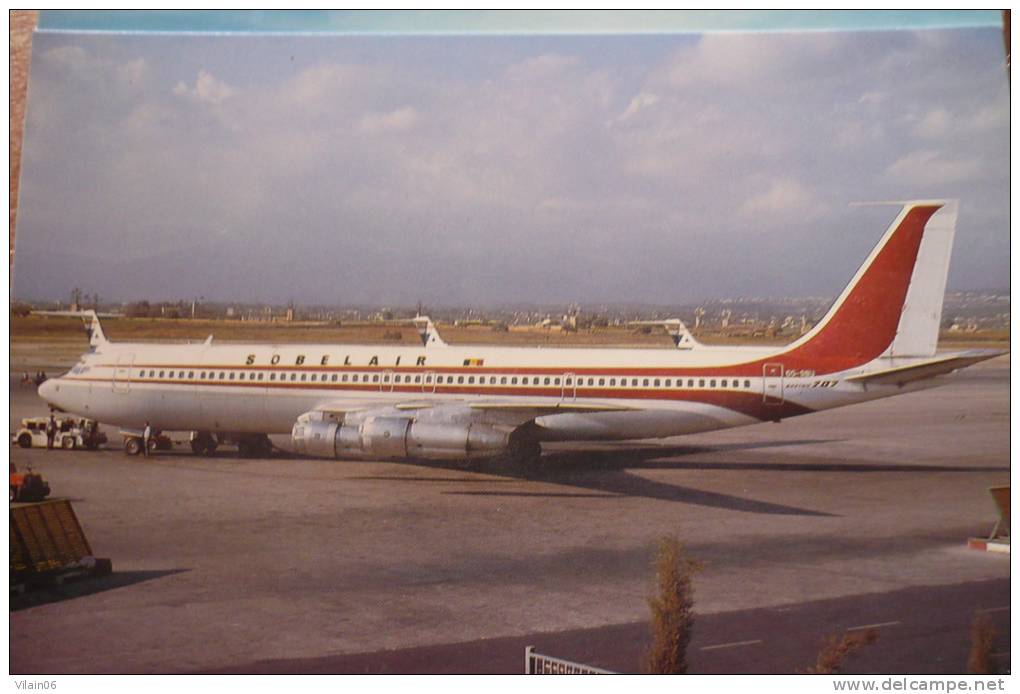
[
  {"left": 40, "top": 44, "right": 95, "bottom": 71},
  {"left": 964, "top": 103, "right": 1008, "bottom": 132},
  {"left": 914, "top": 108, "right": 951, "bottom": 138},
  {"left": 615, "top": 91, "right": 659, "bottom": 123},
  {"left": 117, "top": 58, "right": 148, "bottom": 86},
  {"left": 739, "top": 179, "right": 827, "bottom": 221},
  {"left": 358, "top": 107, "right": 420, "bottom": 135},
  {"left": 506, "top": 54, "right": 580, "bottom": 82},
  {"left": 884, "top": 149, "right": 982, "bottom": 186},
  {"left": 173, "top": 69, "right": 236, "bottom": 104},
  {"left": 653, "top": 32, "right": 848, "bottom": 92}
]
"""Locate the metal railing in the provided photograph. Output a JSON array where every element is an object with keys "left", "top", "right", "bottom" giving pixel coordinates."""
[{"left": 524, "top": 646, "right": 615, "bottom": 674}]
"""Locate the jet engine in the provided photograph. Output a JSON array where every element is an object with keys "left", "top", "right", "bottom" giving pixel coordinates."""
[{"left": 291, "top": 409, "right": 512, "bottom": 461}]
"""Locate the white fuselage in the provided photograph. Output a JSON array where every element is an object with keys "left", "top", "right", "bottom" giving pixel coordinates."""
[{"left": 41, "top": 338, "right": 936, "bottom": 441}]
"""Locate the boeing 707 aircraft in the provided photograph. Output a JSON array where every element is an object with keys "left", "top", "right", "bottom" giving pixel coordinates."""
[{"left": 38, "top": 200, "right": 1002, "bottom": 463}]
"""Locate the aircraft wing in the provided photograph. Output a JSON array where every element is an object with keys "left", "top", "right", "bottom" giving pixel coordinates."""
[
  {"left": 846, "top": 349, "right": 1005, "bottom": 386},
  {"left": 311, "top": 397, "right": 633, "bottom": 427},
  {"left": 467, "top": 401, "right": 632, "bottom": 414}
]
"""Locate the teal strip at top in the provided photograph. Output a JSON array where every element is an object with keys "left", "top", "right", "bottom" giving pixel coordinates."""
[{"left": 37, "top": 10, "right": 1003, "bottom": 35}]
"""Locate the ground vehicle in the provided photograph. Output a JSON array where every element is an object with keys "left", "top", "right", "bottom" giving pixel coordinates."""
[
  {"left": 120, "top": 429, "right": 174, "bottom": 456},
  {"left": 10, "top": 463, "right": 50, "bottom": 502},
  {"left": 12, "top": 416, "right": 107, "bottom": 450}
]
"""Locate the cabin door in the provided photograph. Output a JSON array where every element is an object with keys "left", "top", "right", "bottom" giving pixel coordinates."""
[
  {"left": 561, "top": 372, "right": 577, "bottom": 403},
  {"left": 422, "top": 371, "right": 437, "bottom": 394},
  {"left": 112, "top": 353, "right": 134, "bottom": 394},
  {"left": 762, "top": 363, "right": 784, "bottom": 405}
]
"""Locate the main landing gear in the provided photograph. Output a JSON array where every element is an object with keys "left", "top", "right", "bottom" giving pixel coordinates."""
[
  {"left": 189, "top": 432, "right": 272, "bottom": 458},
  {"left": 190, "top": 431, "right": 218, "bottom": 456},
  {"left": 236, "top": 434, "right": 273, "bottom": 459}
]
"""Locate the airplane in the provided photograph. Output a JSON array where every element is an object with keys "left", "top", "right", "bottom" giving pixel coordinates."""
[{"left": 37, "top": 200, "right": 1004, "bottom": 463}]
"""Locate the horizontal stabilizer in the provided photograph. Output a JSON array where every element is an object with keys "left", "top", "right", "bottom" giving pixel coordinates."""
[{"left": 847, "top": 349, "right": 1005, "bottom": 386}]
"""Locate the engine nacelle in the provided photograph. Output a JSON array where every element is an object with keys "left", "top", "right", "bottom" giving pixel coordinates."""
[
  {"left": 291, "top": 413, "right": 339, "bottom": 458},
  {"left": 292, "top": 411, "right": 511, "bottom": 461}
]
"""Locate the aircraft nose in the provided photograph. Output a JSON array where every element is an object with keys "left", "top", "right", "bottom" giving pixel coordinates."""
[{"left": 37, "top": 378, "right": 57, "bottom": 404}]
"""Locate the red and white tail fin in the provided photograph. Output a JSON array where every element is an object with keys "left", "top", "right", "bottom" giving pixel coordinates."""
[
  {"left": 885, "top": 201, "right": 957, "bottom": 357},
  {"left": 780, "top": 201, "right": 956, "bottom": 373}
]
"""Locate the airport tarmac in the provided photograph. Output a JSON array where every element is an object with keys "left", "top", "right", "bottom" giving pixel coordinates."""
[{"left": 9, "top": 356, "right": 1010, "bottom": 674}]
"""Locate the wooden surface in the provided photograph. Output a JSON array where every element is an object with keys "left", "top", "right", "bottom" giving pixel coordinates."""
[{"left": 10, "top": 10, "right": 38, "bottom": 276}]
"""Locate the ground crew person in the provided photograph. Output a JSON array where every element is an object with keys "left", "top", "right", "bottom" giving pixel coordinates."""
[
  {"left": 46, "top": 414, "right": 57, "bottom": 450},
  {"left": 142, "top": 421, "right": 152, "bottom": 457}
]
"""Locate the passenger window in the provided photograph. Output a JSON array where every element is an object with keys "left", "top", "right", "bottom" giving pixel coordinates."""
[
  {"left": 710, "top": 379, "right": 716, "bottom": 387},
  {"left": 698, "top": 379, "right": 705, "bottom": 387},
  {"left": 512, "top": 377, "right": 518, "bottom": 385},
  {"left": 290, "top": 373, "right": 297, "bottom": 381},
  {"left": 383, "top": 375, "right": 390, "bottom": 383},
  {"left": 229, "top": 373, "right": 235, "bottom": 380},
  {"left": 501, "top": 377, "right": 507, "bottom": 385},
  {"left": 554, "top": 378, "right": 560, "bottom": 386},
  {"left": 188, "top": 371, "right": 194, "bottom": 378},
  {"left": 341, "top": 374, "right": 348, "bottom": 382},
  {"left": 415, "top": 375, "right": 421, "bottom": 383},
  {"left": 370, "top": 375, "right": 378, "bottom": 383},
  {"left": 632, "top": 379, "right": 638, "bottom": 386},
  {"left": 653, "top": 379, "right": 660, "bottom": 387},
  {"left": 688, "top": 379, "right": 694, "bottom": 387},
  {"left": 331, "top": 374, "right": 338, "bottom": 382},
  {"left": 665, "top": 379, "right": 671, "bottom": 387},
  {"left": 219, "top": 372, "right": 225, "bottom": 379},
  {"left": 721, "top": 380, "right": 728, "bottom": 387},
  {"left": 457, "top": 376, "right": 464, "bottom": 384},
  {"left": 744, "top": 379, "right": 751, "bottom": 388},
  {"left": 565, "top": 378, "right": 572, "bottom": 386},
  {"left": 270, "top": 373, "right": 276, "bottom": 381},
  {"left": 522, "top": 377, "right": 529, "bottom": 385},
  {"left": 642, "top": 379, "right": 649, "bottom": 387},
  {"left": 239, "top": 373, "right": 245, "bottom": 380},
  {"left": 468, "top": 376, "right": 475, "bottom": 384},
  {"left": 258, "top": 373, "right": 264, "bottom": 381},
  {"left": 610, "top": 378, "right": 616, "bottom": 386}
]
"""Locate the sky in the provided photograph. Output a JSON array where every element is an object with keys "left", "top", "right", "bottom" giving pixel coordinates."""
[{"left": 12, "top": 27, "right": 1009, "bottom": 307}]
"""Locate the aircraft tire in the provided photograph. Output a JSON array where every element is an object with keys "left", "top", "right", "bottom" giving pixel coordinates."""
[
  {"left": 17, "top": 434, "right": 32, "bottom": 449},
  {"left": 62, "top": 437, "right": 76, "bottom": 450},
  {"left": 124, "top": 437, "right": 142, "bottom": 456}
]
